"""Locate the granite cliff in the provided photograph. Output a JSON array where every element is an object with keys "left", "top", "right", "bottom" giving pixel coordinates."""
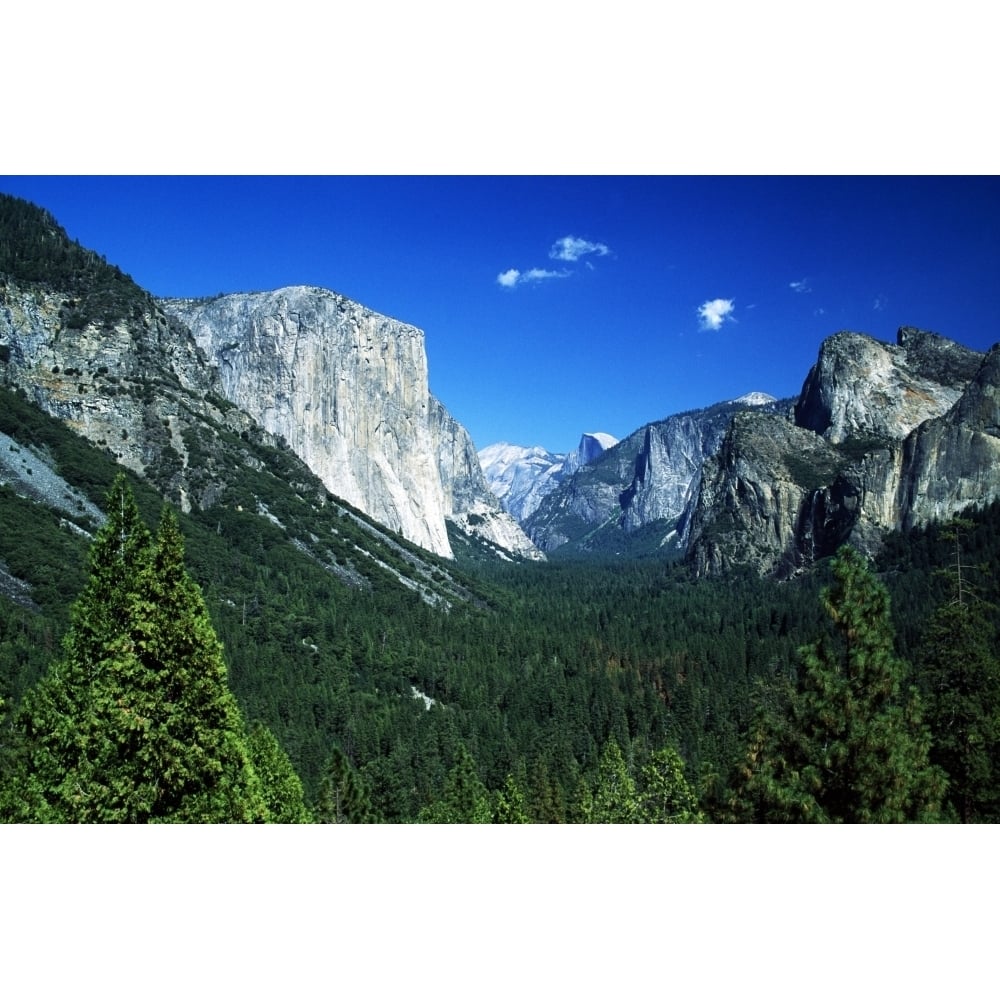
[
  {"left": 161, "top": 289, "right": 452, "bottom": 555},
  {"left": 687, "top": 327, "right": 998, "bottom": 576},
  {"left": 160, "top": 288, "right": 538, "bottom": 561},
  {"left": 521, "top": 395, "right": 781, "bottom": 555},
  {"left": 0, "top": 195, "right": 537, "bottom": 563}
]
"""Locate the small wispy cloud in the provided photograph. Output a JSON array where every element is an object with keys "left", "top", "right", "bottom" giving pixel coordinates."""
[
  {"left": 873, "top": 294, "right": 888, "bottom": 311},
  {"left": 698, "top": 298, "right": 736, "bottom": 331},
  {"left": 498, "top": 233, "right": 610, "bottom": 290},
  {"left": 496, "top": 266, "right": 570, "bottom": 289},
  {"left": 524, "top": 267, "right": 569, "bottom": 283},
  {"left": 549, "top": 235, "right": 611, "bottom": 262},
  {"left": 790, "top": 278, "right": 811, "bottom": 294}
]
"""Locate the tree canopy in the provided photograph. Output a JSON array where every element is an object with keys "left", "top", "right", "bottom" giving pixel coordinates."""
[
  {"left": 1, "top": 476, "right": 306, "bottom": 822},
  {"left": 740, "top": 546, "right": 946, "bottom": 823}
]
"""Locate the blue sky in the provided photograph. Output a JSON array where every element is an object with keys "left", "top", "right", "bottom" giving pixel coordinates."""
[{"left": 3, "top": 175, "right": 998, "bottom": 455}]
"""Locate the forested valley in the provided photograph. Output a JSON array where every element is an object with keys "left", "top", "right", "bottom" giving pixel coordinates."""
[
  {"left": 2, "top": 190, "right": 998, "bottom": 823},
  {"left": 3, "top": 380, "right": 999, "bottom": 822}
]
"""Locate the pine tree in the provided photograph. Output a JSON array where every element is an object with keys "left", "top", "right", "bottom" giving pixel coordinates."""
[
  {"left": 3, "top": 477, "right": 271, "bottom": 822},
  {"left": 915, "top": 598, "right": 1000, "bottom": 822},
  {"left": 418, "top": 745, "right": 492, "bottom": 823},
  {"left": 317, "top": 745, "right": 375, "bottom": 823},
  {"left": 247, "top": 722, "right": 313, "bottom": 823},
  {"left": 637, "top": 745, "right": 704, "bottom": 823},
  {"left": 493, "top": 773, "right": 531, "bottom": 823},
  {"left": 590, "top": 737, "right": 640, "bottom": 823},
  {"left": 741, "top": 545, "right": 946, "bottom": 823}
]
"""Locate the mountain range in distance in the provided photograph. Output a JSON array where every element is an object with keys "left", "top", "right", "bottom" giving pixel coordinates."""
[
  {"left": 3, "top": 190, "right": 1000, "bottom": 579},
  {"left": 480, "top": 329, "right": 1000, "bottom": 577}
]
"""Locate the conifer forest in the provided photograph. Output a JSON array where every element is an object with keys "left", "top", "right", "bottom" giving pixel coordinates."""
[
  {"left": 2, "top": 189, "right": 999, "bottom": 823},
  {"left": 3, "top": 408, "right": 999, "bottom": 822}
]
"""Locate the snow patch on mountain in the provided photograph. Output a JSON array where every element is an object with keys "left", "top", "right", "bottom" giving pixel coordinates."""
[
  {"left": 730, "top": 392, "right": 777, "bottom": 407},
  {"left": 479, "top": 432, "right": 618, "bottom": 522}
]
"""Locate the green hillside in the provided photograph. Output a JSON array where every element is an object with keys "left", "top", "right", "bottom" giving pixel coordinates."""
[{"left": 3, "top": 189, "right": 998, "bottom": 822}]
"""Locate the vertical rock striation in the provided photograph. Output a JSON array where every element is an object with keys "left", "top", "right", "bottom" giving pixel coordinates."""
[
  {"left": 161, "top": 287, "right": 455, "bottom": 557},
  {"left": 161, "top": 287, "right": 539, "bottom": 560}
]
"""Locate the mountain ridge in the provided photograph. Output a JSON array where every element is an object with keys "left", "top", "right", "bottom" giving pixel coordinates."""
[
  {"left": 487, "top": 325, "right": 1000, "bottom": 576},
  {"left": 5, "top": 191, "right": 1000, "bottom": 581},
  {"left": 478, "top": 431, "right": 619, "bottom": 523},
  {"left": 160, "top": 286, "right": 540, "bottom": 560},
  {"left": 0, "top": 191, "right": 538, "bottom": 563}
]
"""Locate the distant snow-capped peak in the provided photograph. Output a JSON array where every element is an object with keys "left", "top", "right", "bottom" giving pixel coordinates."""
[
  {"left": 479, "top": 432, "right": 617, "bottom": 522},
  {"left": 730, "top": 391, "right": 777, "bottom": 407}
]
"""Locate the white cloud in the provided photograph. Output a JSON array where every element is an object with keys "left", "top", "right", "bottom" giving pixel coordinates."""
[
  {"left": 496, "top": 266, "right": 569, "bottom": 289},
  {"left": 524, "top": 267, "right": 568, "bottom": 282},
  {"left": 873, "top": 294, "right": 888, "bottom": 311},
  {"left": 498, "top": 233, "right": 608, "bottom": 289},
  {"left": 790, "top": 278, "right": 811, "bottom": 293},
  {"left": 698, "top": 298, "right": 736, "bottom": 331},
  {"left": 549, "top": 235, "right": 610, "bottom": 262}
]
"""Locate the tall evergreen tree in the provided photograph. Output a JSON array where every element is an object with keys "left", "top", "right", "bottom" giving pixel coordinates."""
[
  {"left": 418, "top": 745, "right": 492, "bottom": 823},
  {"left": 637, "top": 745, "right": 703, "bottom": 823},
  {"left": 493, "top": 773, "right": 531, "bottom": 823},
  {"left": 740, "top": 546, "right": 946, "bottom": 823},
  {"left": 247, "top": 721, "right": 313, "bottom": 823},
  {"left": 590, "top": 737, "right": 640, "bottom": 823},
  {"left": 915, "top": 600, "right": 1000, "bottom": 822},
  {"left": 317, "top": 745, "right": 375, "bottom": 823},
  {"left": 2, "top": 477, "right": 271, "bottom": 822}
]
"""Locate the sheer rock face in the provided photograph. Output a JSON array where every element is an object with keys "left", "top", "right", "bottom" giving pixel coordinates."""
[
  {"left": 687, "top": 328, "right": 1000, "bottom": 576},
  {"left": 523, "top": 398, "right": 778, "bottom": 554},
  {"left": 162, "top": 287, "right": 453, "bottom": 557},
  {"left": 899, "top": 343, "right": 1000, "bottom": 530},
  {"left": 161, "top": 287, "right": 539, "bottom": 560},
  {"left": 619, "top": 402, "right": 774, "bottom": 537}
]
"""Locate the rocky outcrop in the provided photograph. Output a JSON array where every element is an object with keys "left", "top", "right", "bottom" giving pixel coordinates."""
[
  {"left": 898, "top": 343, "right": 1000, "bottom": 530},
  {"left": 685, "top": 412, "right": 884, "bottom": 577},
  {"left": 564, "top": 432, "right": 619, "bottom": 476},
  {"left": 620, "top": 399, "right": 778, "bottom": 538},
  {"left": 687, "top": 327, "right": 999, "bottom": 576},
  {"left": 523, "top": 397, "right": 780, "bottom": 555},
  {"left": 795, "top": 327, "right": 980, "bottom": 443},
  {"left": 0, "top": 282, "right": 260, "bottom": 511}
]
